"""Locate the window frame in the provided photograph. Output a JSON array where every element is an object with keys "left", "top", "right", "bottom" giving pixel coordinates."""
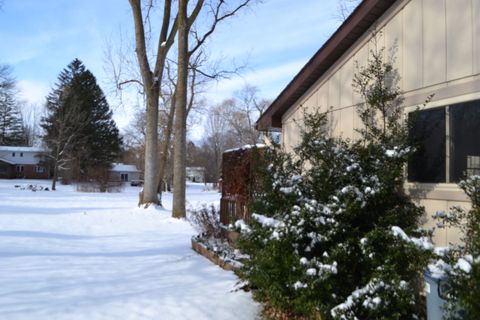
[
  {"left": 406, "top": 94, "right": 480, "bottom": 185},
  {"left": 35, "top": 166, "right": 45, "bottom": 173}
]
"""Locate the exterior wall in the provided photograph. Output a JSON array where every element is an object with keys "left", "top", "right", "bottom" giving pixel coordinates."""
[
  {"left": 17, "top": 165, "right": 49, "bottom": 179},
  {"left": 0, "top": 161, "right": 15, "bottom": 179},
  {"left": 281, "top": 0, "right": 480, "bottom": 246},
  {"left": 0, "top": 163, "right": 49, "bottom": 179},
  {"left": 0, "top": 150, "right": 43, "bottom": 165},
  {"left": 110, "top": 171, "right": 140, "bottom": 182}
]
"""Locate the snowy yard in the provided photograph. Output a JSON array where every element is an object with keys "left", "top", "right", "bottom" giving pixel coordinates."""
[{"left": 0, "top": 180, "right": 259, "bottom": 320}]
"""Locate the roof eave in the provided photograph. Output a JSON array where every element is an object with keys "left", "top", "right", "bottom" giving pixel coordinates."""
[{"left": 256, "top": 0, "right": 397, "bottom": 131}]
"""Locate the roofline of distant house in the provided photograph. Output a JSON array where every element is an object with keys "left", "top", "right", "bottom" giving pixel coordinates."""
[
  {"left": 0, "top": 146, "right": 46, "bottom": 153},
  {"left": 256, "top": 0, "right": 397, "bottom": 131},
  {"left": 0, "top": 157, "right": 16, "bottom": 165}
]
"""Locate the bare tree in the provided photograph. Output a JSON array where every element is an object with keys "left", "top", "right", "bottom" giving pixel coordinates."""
[
  {"left": 335, "top": 0, "right": 361, "bottom": 22},
  {"left": 43, "top": 90, "right": 90, "bottom": 191},
  {"left": 128, "top": 0, "right": 180, "bottom": 206},
  {"left": 127, "top": 0, "right": 255, "bottom": 213},
  {"left": 172, "top": 0, "right": 255, "bottom": 218},
  {"left": 229, "top": 84, "right": 269, "bottom": 145},
  {"left": 172, "top": 0, "right": 189, "bottom": 217},
  {"left": 21, "top": 103, "right": 42, "bottom": 146}
]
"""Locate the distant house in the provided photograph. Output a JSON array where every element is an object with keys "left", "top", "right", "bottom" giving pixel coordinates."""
[
  {"left": 186, "top": 167, "right": 205, "bottom": 183},
  {"left": 110, "top": 163, "right": 141, "bottom": 183},
  {"left": 0, "top": 146, "right": 48, "bottom": 179},
  {"left": 256, "top": 0, "right": 480, "bottom": 246}
]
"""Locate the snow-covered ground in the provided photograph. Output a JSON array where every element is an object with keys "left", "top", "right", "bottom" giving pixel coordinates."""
[{"left": 0, "top": 180, "right": 260, "bottom": 320}]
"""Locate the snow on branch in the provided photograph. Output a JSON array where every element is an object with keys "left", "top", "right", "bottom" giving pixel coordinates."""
[{"left": 391, "top": 226, "right": 433, "bottom": 251}]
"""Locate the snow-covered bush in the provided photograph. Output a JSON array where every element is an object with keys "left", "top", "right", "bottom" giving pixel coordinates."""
[
  {"left": 431, "top": 176, "right": 480, "bottom": 319},
  {"left": 238, "top": 46, "right": 433, "bottom": 319},
  {"left": 188, "top": 203, "right": 223, "bottom": 238}
]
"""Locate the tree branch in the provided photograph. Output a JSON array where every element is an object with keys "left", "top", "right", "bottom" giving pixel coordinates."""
[
  {"left": 188, "top": 0, "right": 252, "bottom": 56},
  {"left": 128, "top": 0, "right": 153, "bottom": 87}
]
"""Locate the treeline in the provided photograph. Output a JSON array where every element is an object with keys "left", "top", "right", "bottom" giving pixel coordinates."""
[
  {"left": 122, "top": 84, "right": 270, "bottom": 186},
  {"left": 0, "top": 65, "right": 32, "bottom": 146}
]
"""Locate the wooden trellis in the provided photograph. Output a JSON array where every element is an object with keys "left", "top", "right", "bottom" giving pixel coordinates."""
[{"left": 219, "top": 146, "right": 264, "bottom": 225}]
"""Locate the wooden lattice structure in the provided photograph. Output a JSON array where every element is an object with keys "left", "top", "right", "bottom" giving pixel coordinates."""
[{"left": 220, "top": 146, "right": 264, "bottom": 225}]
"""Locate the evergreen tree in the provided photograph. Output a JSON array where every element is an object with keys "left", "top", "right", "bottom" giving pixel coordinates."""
[
  {"left": 0, "top": 64, "right": 26, "bottom": 146},
  {"left": 238, "top": 47, "right": 433, "bottom": 319},
  {"left": 42, "top": 59, "right": 122, "bottom": 190}
]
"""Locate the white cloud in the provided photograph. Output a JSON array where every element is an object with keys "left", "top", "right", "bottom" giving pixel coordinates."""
[{"left": 17, "top": 80, "right": 50, "bottom": 106}]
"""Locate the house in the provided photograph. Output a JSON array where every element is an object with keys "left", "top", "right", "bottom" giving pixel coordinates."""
[
  {"left": 186, "top": 167, "right": 206, "bottom": 183},
  {"left": 110, "top": 163, "right": 141, "bottom": 183},
  {"left": 0, "top": 146, "right": 48, "bottom": 179},
  {"left": 257, "top": 0, "right": 480, "bottom": 246}
]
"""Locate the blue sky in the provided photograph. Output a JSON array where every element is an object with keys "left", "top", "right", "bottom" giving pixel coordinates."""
[{"left": 0, "top": 0, "right": 348, "bottom": 132}]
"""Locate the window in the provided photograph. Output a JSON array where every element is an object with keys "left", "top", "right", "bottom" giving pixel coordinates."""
[
  {"left": 35, "top": 166, "right": 45, "bottom": 173},
  {"left": 16, "top": 165, "right": 24, "bottom": 173},
  {"left": 449, "top": 100, "right": 480, "bottom": 182},
  {"left": 120, "top": 173, "right": 129, "bottom": 182},
  {"left": 408, "top": 108, "right": 445, "bottom": 183},
  {"left": 466, "top": 156, "right": 480, "bottom": 177},
  {"left": 408, "top": 99, "right": 480, "bottom": 183},
  {"left": 12, "top": 152, "right": 15, "bottom": 157},
  {"left": 20, "top": 152, "right": 23, "bottom": 157}
]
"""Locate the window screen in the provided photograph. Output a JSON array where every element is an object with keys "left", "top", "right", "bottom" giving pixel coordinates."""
[
  {"left": 449, "top": 100, "right": 480, "bottom": 182},
  {"left": 408, "top": 107, "right": 446, "bottom": 183}
]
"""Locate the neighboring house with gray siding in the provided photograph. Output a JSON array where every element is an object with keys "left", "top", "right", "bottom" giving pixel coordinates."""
[{"left": 0, "top": 146, "right": 48, "bottom": 179}]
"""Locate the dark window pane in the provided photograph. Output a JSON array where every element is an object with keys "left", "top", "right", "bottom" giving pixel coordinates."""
[
  {"left": 408, "top": 107, "right": 446, "bottom": 183},
  {"left": 449, "top": 100, "right": 480, "bottom": 182}
]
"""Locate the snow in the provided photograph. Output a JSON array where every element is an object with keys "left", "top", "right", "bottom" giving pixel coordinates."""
[
  {"left": 110, "top": 163, "right": 140, "bottom": 172},
  {"left": 234, "top": 219, "right": 251, "bottom": 233},
  {"left": 391, "top": 226, "right": 433, "bottom": 250},
  {"left": 251, "top": 213, "right": 283, "bottom": 228},
  {"left": 0, "top": 180, "right": 259, "bottom": 320},
  {"left": 292, "top": 281, "right": 307, "bottom": 290},
  {"left": 427, "top": 259, "right": 451, "bottom": 279},
  {"left": 454, "top": 256, "right": 473, "bottom": 274},
  {"left": 306, "top": 268, "right": 317, "bottom": 276},
  {"left": 0, "top": 146, "right": 46, "bottom": 152},
  {"left": 330, "top": 280, "right": 383, "bottom": 317},
  {"left": 223, "top": 144, "right": 266, "bottom": 154}
]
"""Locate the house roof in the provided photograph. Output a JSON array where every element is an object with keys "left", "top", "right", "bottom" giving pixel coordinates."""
[
  {"left": 111, "top": 163, "right": 140, "bottom": 173},
  {"left": 256, "top": 0, "right": 397, "bottom": 130},
  {"left": 0, "top": 146, "right": 46, "bottom": 153},
  {"left": 224, "top": 144, "right": 266, "bottom": 154},
  {"left": 0, "top": 157, "right": 16, "bottom": 165}
]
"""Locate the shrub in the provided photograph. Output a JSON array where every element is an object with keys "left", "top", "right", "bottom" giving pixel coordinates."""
[
  {"left": 237, "top": 45, "right": 433, "bottom": 319},
  {"left": 188, "top": 204, "right": 223, "bottom": 239},
  {"left": 432, "top": 176, "right": 480, "bottom": 319}
]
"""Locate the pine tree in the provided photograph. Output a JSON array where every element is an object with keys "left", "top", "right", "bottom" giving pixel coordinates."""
[
  {"left": 0, "top": 64, "right": 26, "bottom": 146},
  {"left": 42, "top": 59, "right": 122, "bottom": 191}
]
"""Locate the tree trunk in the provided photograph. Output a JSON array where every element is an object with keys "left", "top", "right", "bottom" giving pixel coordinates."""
[
  {"left": 51, "top": 161, "right": 58, "bottom": 191},
  {"left": 142, "top": 89, "right": 160, "bottom": 205},
  {"left": 128, "top": 0, "right": 173, "bottom": 207},
  {"left": 156, "top": 92, "right": 176, "bottom": 206},
  {"left": 172, "top": 0, "right": 188, "bottom": 218}
]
